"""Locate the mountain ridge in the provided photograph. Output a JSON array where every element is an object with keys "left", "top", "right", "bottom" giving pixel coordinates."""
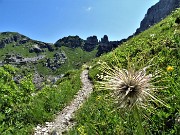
[{"left": 135, "top": 0, "right": 180, "bottom": 34}]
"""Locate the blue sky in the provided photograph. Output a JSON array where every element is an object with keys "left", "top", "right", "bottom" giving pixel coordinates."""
[{"left": 0, "top": 0, "right": 159, "bottom": 43}]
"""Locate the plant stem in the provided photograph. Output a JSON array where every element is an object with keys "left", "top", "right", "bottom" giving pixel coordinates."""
[{"left": 133, "top": 105, "right": 145, "bottom": 135}]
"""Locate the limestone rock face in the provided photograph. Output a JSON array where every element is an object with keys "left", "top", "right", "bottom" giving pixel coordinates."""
[
  {"left": 101, "top": 35, "right": 109, "bottom": 43},
  {"left": 54, "top": 36, "right": 84, "bottom": 48},
  {"left": 135, "top": 0, "right": 180, "bottom": 34},
  {"left": 83, "top": 36, "right": 98, "bottom": 52},
  {"left": 96, "top": 35, "right": 125, "bottom": 56},
  {"left": 0, "top": 32, "right": 30, "bottom": 48}
]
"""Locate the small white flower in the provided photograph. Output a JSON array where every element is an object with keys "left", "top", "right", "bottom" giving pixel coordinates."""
[{"left": 150, "top": 34, "right": 155, "bottom": 38}]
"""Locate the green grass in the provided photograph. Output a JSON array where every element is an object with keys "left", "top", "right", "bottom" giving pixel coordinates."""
[
  {"left": 0, "top": 65, "right": 82, "bottom": 135},
  {"left": 54, "top": 46, "right": 97, "bottom": 74},
  {"left": 68, "top": 8, "right": 180, "bottom": 135},
  {"left": 35, "top": 46, "right": 97, "bottom": 75},
  {"left": 0, "top": 43, "right": 37, "bottom": 60}
]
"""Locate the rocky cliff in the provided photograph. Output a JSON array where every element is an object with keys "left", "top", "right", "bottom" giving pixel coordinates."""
[
  {"left": 83, "top": 36, "right": 98, "bottom": 52},
  {"left": 54, "top": 36, "right": 84, "bottom": 48},
  {"left": 0, "top": 32, "right": 54, "bottom": 52},
  {"left": 54, "top": 35, "right": 123, "bottom": 56},
  {"left": 135, "top": 0, "right": 180, "bottom": 34},
  {"left": 96, "top": 35, "right": 126, "bottom": 56},
  {"left": 0, "top": 32, "right": 30, "bottom": 48}
]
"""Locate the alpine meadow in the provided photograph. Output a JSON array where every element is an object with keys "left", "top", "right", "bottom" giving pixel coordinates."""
[{"left": 0, "top": 1, "right": 180, "bottom": 135}]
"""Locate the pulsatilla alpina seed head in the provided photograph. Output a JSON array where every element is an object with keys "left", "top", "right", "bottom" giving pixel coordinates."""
[{"left": 96, "top": 62, "right": 160, "bottom": 108}]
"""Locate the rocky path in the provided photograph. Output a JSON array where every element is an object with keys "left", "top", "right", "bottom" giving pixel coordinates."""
[{"left": 34, "top": 69, "right": 93, "bottom": 135}]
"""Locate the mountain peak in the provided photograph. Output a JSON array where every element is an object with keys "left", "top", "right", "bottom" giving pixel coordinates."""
[{"left": 135, "top": 0, "right": 180, "bottom": 35}]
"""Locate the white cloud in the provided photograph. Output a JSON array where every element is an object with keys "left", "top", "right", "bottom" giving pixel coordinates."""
[{"left": 86, "top": 6, "right": 92, "bottom": 12}]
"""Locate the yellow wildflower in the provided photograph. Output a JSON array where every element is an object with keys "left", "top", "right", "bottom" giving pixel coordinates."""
[
  {"left": 167, "top": 66, "right": 174, "bottom": 72},
  {"left": 96, "top": 96, "right": 101, "bottom": 101},
  {"left": 78, "top": 126, "right": 86, "bottom": 135}
]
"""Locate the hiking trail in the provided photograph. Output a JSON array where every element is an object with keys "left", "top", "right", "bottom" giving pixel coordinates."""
[{"left": 34, "top": 69, "right": 93, "bottom": 135}]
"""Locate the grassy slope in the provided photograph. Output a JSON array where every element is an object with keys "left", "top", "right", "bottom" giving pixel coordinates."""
[
  {"left": 0, "top": 34, "right": 97, "bottom": 75},
  {"left": 0, "top": 43, "right": 36, "bottom": 61},
  {"left": 69, "top": 9, "right": 180, "bottom": 135},
  {"left": 55, "top": 46, "right": 97, "bottom": 73},
  {"left": 36, "top": 46, "right": 97, "bottom": 75}
]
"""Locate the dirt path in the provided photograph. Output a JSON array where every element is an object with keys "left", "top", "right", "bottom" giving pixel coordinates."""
[{"left": 34, "top": 69, "right": 93, "bottom": 135}]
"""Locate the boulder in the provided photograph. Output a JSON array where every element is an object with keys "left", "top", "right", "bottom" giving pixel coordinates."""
[
  {"left": 29, "top": 44, "right": 43, "bottom": 53},
  {"left": 44, "top": 51, "right": 67, "bottom": 70}
]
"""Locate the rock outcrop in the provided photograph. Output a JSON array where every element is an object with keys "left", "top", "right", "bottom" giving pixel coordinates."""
[
  {"left": 33, "top": 72, "right": 45, "bottom": 90},
  {"left": 135, "top": 0, "right": 180, "bottom": 34},
  {"left": 0, "top": 32, "right": 54, "bottom": 53},
  {"left": 96, "top": 35, "right": 126, "bottom": 56},
  {"left": 83, "top": 36, "right": 98, "bottom": 52},
  {"left": 3, "top": 54, "right": 45, "bottom": 65},
  {"left": 96, "top": 35, "right": 111, "bottom": 56},
  {"left": 54, "top": 36, "right": 84, "bottom": 48},
  {"left": 29, "top": 44, "right": 44, "bottom": 53},
  {"left": 44, "top": 51, "right": 67, "bottom": 70},
  {"left": 33, "top": 41, "right": 54, "bottom": 52},
  {"left": 54, "top": 35, "right": 123, "bottom": 56},
  {"left": 0, "top": 32, "right": 30, "bottom": 48}
]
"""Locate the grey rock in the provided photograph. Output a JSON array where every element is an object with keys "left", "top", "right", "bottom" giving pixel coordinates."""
[
  {"left": 101, "top": 35, "right": 109, "bottom": 43},
  {"left": 33, "top": 41, "right": 54, "bottom": 52},
  {"left": 0, "top": 32, "right": 30, "bottom": 48},
  {"left": 54, "top": 35, "right": 84, "bottom": 48},
  {"left": 3, "top": 54, "right": 45, "bottom": 65},
  {"left": 96, "top": 35, "right": 124, "bottom": 56},
  {"left": 0, "top": 41, "right": 6, "bottom": 48},
  {"left": 33, "top": 72, "right": 44, "bottom": 90},
  {"left": 29, "top": 44, "right": 44, "bottom": 53},
  {"left": 83, "top": 35, "right": 98, "bottom": 52},
  {"left": 44, "top": 51, "right": 67, "bottom": 70}
]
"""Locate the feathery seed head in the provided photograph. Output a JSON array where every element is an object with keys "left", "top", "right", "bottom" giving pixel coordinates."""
[{"left": 96, "top": 62, "right": 163, "bottom": 109}]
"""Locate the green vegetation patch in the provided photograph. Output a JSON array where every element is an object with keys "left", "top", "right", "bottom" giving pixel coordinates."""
[
  {"left": 55, "top": 46, "right": 97, "bottom": 74},
  {"left": 0, "top": 65, "right": 81, "bottom": 135},
  {"left": 69, "top": 8, "right": 180, "bottom": 135}
]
